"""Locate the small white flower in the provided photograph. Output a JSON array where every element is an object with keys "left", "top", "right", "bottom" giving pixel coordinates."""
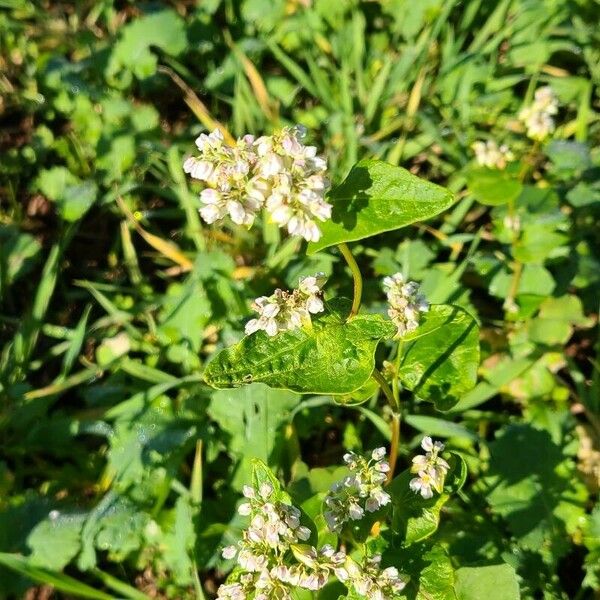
[
  {"left": 238, "top": 502, "right": 252, "bottom": 516},
  {"left": 242, "top": 485, "right": 255, "bottom": 499},
  {"left": 410, "top": 470, "right": 435, "bottom": 499},
  {"left": 244, "top": 275, "right": 325, "bottom": 337},
  {"left": 410, "top": 436, "right": 450, "bottom": 498},
  {"left": 472, "top": 140, "right": 514, "bottom": 169},
  {"left": 371, "top": 447, "right": 386, "bottom": 461},
  {"left": 324, "top": 448, "right": 391, "bottom": 532},
  {"left": 216, "top": 582, "right": 246, "bottom": 600},
  {"left": 421, "top": 436, "right": 434, "bottom": 452},
  {"left": 222, "top": 545, "right": 238, "bottom": 560},
  {"left": 518, "top": 86, "right": 558, "bottom": 141},
  {"left": 184, "top": 126, "right": 331, "bottom": 240},
  {"left": 383, "top": 273, "right": 429, "bottom": 338},
  {"left": 259, "top": 482, "right": 273, "bottom": 499}
]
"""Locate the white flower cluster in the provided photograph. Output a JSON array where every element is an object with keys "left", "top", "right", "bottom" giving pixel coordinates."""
[
  {"left": 245, "top": 274, "right": 325, "bottom": 337},
  {"left": 518, "top": 86, "right": 559, "bottom": 141},
  {"left": 409, "top": 436, "right": 450, "bottom": 499},
  {"left": 472, "top": 140, "right": 514, "bottom": 170},
  {"left": 183, "top": 126, "right": 331, "bottom": 241},
  {"left": 324, "top": 447, "right": 392, "bottom": 533},
  {"left": 218, "top": 472, "right": 407, "bottom": 600},
  {"left": 383, "top": 273, "right": 429, "bottom": 338},
  {"left": 218, "top": 482, "right": 346, "bottom": 599},
  {"left": 346, "top": 554, "right": 407, "bottom": 600}
]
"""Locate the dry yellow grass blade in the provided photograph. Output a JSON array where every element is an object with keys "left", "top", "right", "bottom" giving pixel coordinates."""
[
  {"left": 407, "top": 67, "right": 426, "bottom": 118},
  {"left": 116, "top": 197, "right": 194, "bottom": 271},
  {"left": 232, "top": 266, "right": 256, "bottom": 280},
  {"left": 157, "top": 65, "right": 235, "bottom": 145},
  {"left": 224, "top": 30, "right": 278, "bottom": 122}
]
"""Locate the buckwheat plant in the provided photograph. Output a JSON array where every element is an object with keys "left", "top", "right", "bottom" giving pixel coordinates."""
[
  {"left": 518, "top": 85, "right": 559, "bottom": 141},
  {"left": 197, "top": 125, "right": 480, "bottom": 596},
  {"left": 244, "top": 274, "right": 325, "bottom": 337},
  {"left": 324, "top": 447, "right": 391, "bottom": 533},
  {"left": 184, "top": 125, "right": 330, "bottom": 240},
  {"left": 471, "top": 139, "right": 515, "bottom": 169},
  {"left": 409, "top": 436, "right": 450, "bottom": 499}
]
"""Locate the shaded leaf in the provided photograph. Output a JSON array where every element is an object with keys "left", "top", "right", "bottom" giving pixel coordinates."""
[{"left": 399, "top": 305, "right": 480, "bottom": 410}]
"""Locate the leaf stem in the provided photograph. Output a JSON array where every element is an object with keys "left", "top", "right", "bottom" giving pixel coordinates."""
[{"left": 338, "top": 242, "right": 363, "bottom": 317}]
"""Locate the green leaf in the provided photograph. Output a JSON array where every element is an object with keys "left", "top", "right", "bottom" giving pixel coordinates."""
[
  {"left": 528, "top": 294, "right": 593, "bottom": 345},
  {"left": 208, "top": 384, "right": 300, "bottom": 488},
  {"left": 251, "top": 458, "right": 291, "bottom": 505},
  {"left": 36, "top": 167, "right": 97, "bottom": 222},
  {"left": 0, "top": 226, "right": 41, "bottom": 287},
  {"left": 158, "top": 276, "right": 212, "bottom": 352},
  {"left": 485, "top": 423, "right": 588, "bottom": 562},
  {"left": 454, "top": 564, "right": 520, "bottom": 600},
  {"left": 416, "top": 546, "right": 457, "bottom": 600},
  {"left": 546, "top": 140, "right": 591, "bottom": 173},
  {"left": 388, "top": 469, "right": 450, "bottom": 545},
  {"left": 204, "top": 299, "right": 395, "bottom": 395},
  {"left": 307, "top": 159, "right": 455, "bottom": 254},
  {"left": 466, "top": 166, "right": 523, "bottom": 206},
  {"left": 398, "top": 305, "right": 480, "bottom": 411},
  {"left": 27, "top": 512, "right": 85, "bottom": 571},
  {"left": 0, "top": 553, "right": 113, "bottom": 600},
  {"left": 162, "top": 496, "right": 196, "bottom": 585},
  {"left": 106, "top": 10, "right": 187, "bottom": 83}
]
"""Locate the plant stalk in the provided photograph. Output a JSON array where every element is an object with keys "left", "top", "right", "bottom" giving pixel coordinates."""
[
  {"left": 338, "top": 242, "right": 363, "bottom": 317},
  {"left": 372, "top": 369, "right": 400, "bottom": 482}
]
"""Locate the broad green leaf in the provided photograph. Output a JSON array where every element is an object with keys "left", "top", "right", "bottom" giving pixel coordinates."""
[
  {"left": 417, "top": 546, "right": 457, "bottom": 600},
  {"left": 466, "top": 166, "right": 522, "bottom": 206},
  {"left": 208, "top": 384, "right": 300, "bottom": 488},
  {"left": 399, "top": 305, "right": 479, "bottom": 411},
  {"left": 106, "top": 10, "right": 187, "bottom": 83},
  {"left": 489, "top": 264, "right": 555, "bottom": 299},
  {"left": 404, "top": 415, "right": 477, "bottom": 441},
  {"left": 388, "top": 468, "right": 450, "bottom": 545},
  {"left": 307, "top": 160, "right": 455, "bottom": 254},
  {"left": 27, "top": 512, "right": 85, "bottom": 571},
  {"left": 36, "top": 167, "right": 97, "bottom": 222},
  {"left": 528, "top": 294, "right": 593, "bottom": 345},
  {"left": 546, "top": 140, "right": 591, "bottom": 173},
  {"left": 512, "top": 225, "right": 567, "bottom": 264},
  {"left": 485, "top": 423, "right": 588, "bottom": 561},
  {"left": 454, "top": 564, "right": 520, "bottom": 600},
  {"left": 204, "top": 299, "right": 395, "bottom": 395}
]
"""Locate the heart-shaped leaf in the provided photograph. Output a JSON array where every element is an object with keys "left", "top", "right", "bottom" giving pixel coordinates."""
[
  {"left": 308, "top": 160, "right": 455, "bottom": 254},
  {"left": 204, "top": 299, "right": 395, "bottom": 395},
  {"left": 399, "top": 305, "right": 479, "bottom": 411},
  {"left": 466, "top": 166, "right": 522, "bottom": 206},
  {"left": 389, "top": 454, "right": 466, "bottom": 545}
]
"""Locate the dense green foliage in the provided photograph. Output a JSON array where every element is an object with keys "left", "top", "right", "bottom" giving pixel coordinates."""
[{"left": 1, "top": 0, "right": 599, "bottom": 598}]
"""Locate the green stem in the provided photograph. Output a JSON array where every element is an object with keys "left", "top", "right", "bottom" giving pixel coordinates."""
[
  {"left": 505, "top": 142, "right": 539, "bottom": 314},
  {"left": 338, "top": 242, "right": 363, "bottom": 317},
  {"left": 372, "top": 369, "right": 401, "bottom": 482}
]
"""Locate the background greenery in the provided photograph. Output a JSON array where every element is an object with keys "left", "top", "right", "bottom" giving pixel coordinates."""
[{"left": 1, "top": 0, "right": 599, "bottom": 598}]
